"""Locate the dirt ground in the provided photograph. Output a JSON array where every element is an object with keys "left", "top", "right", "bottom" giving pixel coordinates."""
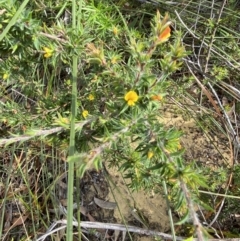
[
  {"left": 107, "top": 166, "right": 170, "bottom": 239},
  {"left": 160, "top": 107, "right": 231, "bottom": 168}
]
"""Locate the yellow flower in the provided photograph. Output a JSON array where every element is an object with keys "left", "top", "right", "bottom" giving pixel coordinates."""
[
  {"left": 82, "top": 110, "right": 89, "bottom": 119},
  {"left": 88, "top": 94, "right": 95, "bottom": 101},
  {"left": 124, "top": 91, "right": 139, "bottom": 106},
  {"left": 3, "top": 73, "right": 9, "bottom": 80},
  {"left": 147, "top": 151, "right": 154, "bottom": 159},
  {"left": 43, "top": 47, "right": 53, "bottom": 58},
  {"left": 113, "top": 26, "right": 119, "bottom": 36}
]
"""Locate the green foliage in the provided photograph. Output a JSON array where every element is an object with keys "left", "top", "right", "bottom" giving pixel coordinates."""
[
  {"left": 203, "top": 166, "right": 228, "bottom": 191},
  {"left": 1, "top": 0, "right": 240, "bottom": 240}
]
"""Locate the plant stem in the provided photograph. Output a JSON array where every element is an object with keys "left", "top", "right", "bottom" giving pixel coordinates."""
[
  {"left": 66, "top": 0, "right": 78, "bottom": 240},
  {"left": 163, "top": 180, "right": 176, "bottom": 241}
]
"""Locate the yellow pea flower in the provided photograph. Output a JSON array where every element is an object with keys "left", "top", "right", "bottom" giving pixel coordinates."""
[
  {"left": 147, "top": 151, "right": 154, "bottom": 159},
  {"left": 43, "top": 47, "right": 53, "bottom": 58},
  {"left": 88, "top": 94, "right": 95, "bottom": 101},
  {"left": 124, "top": 91, "right": 139, "bottom": 106},
  {"left": 82, "top": 110, "right": 89, "bottom": 119},
  {"left": 113, "top": 26, "right": 119, "bottom": 36},
  {"left": 3, "top": 73, "right": 9, "bottom": 80}
]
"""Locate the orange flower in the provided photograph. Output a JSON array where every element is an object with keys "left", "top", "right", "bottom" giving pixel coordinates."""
[
  {"left": 151, "top": 95, "right": 163, "bottom": 101},
  {"left": 159, "top": 26, "right": 171, "bottom": 42}
]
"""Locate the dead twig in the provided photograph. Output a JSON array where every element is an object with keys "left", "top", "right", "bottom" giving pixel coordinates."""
[
  {"left": 185, "top": 62, "right": 223, "bottom": 118},
  {"left": 37, "top": 220, "right": 184, "bottom": 241},
  {"left": 0, "top": 120, "right": 91, "bottom": 147},
  {"left": 37, "top": 220, "right": 240, "bottom": 241}
]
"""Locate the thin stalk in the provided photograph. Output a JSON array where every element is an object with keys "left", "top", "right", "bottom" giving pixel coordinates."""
[
  {"left": 76, "top": 177, "right": 81, "bottom": 241},
  {"left": 180, "top": 180, "right": 205, "bottom": 241},
  {"left": 204, "top": 0, "right": 228, "bottom": 72},
  {"left": 76, "top": 1, "right": 83, "bottom": 238},
  {"left": 76, "top": 0, "right": 84, "bottom": 240},
  {"left": 162, "top": 180, "right": 176, "bottom": 241},
  {"left": 66, "top": 0, "right": 78, "bottom": 240},
  {"left": 199, "top": 190, "right": 240, "bottom": 199}
]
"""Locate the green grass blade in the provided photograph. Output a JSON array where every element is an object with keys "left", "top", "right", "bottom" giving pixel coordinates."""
[
  {"left": 0, "top": 0, "right": 30, "bottom": 41},
  {"left": 66, "top": 0, "right": 78, "bottom": 240}
]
